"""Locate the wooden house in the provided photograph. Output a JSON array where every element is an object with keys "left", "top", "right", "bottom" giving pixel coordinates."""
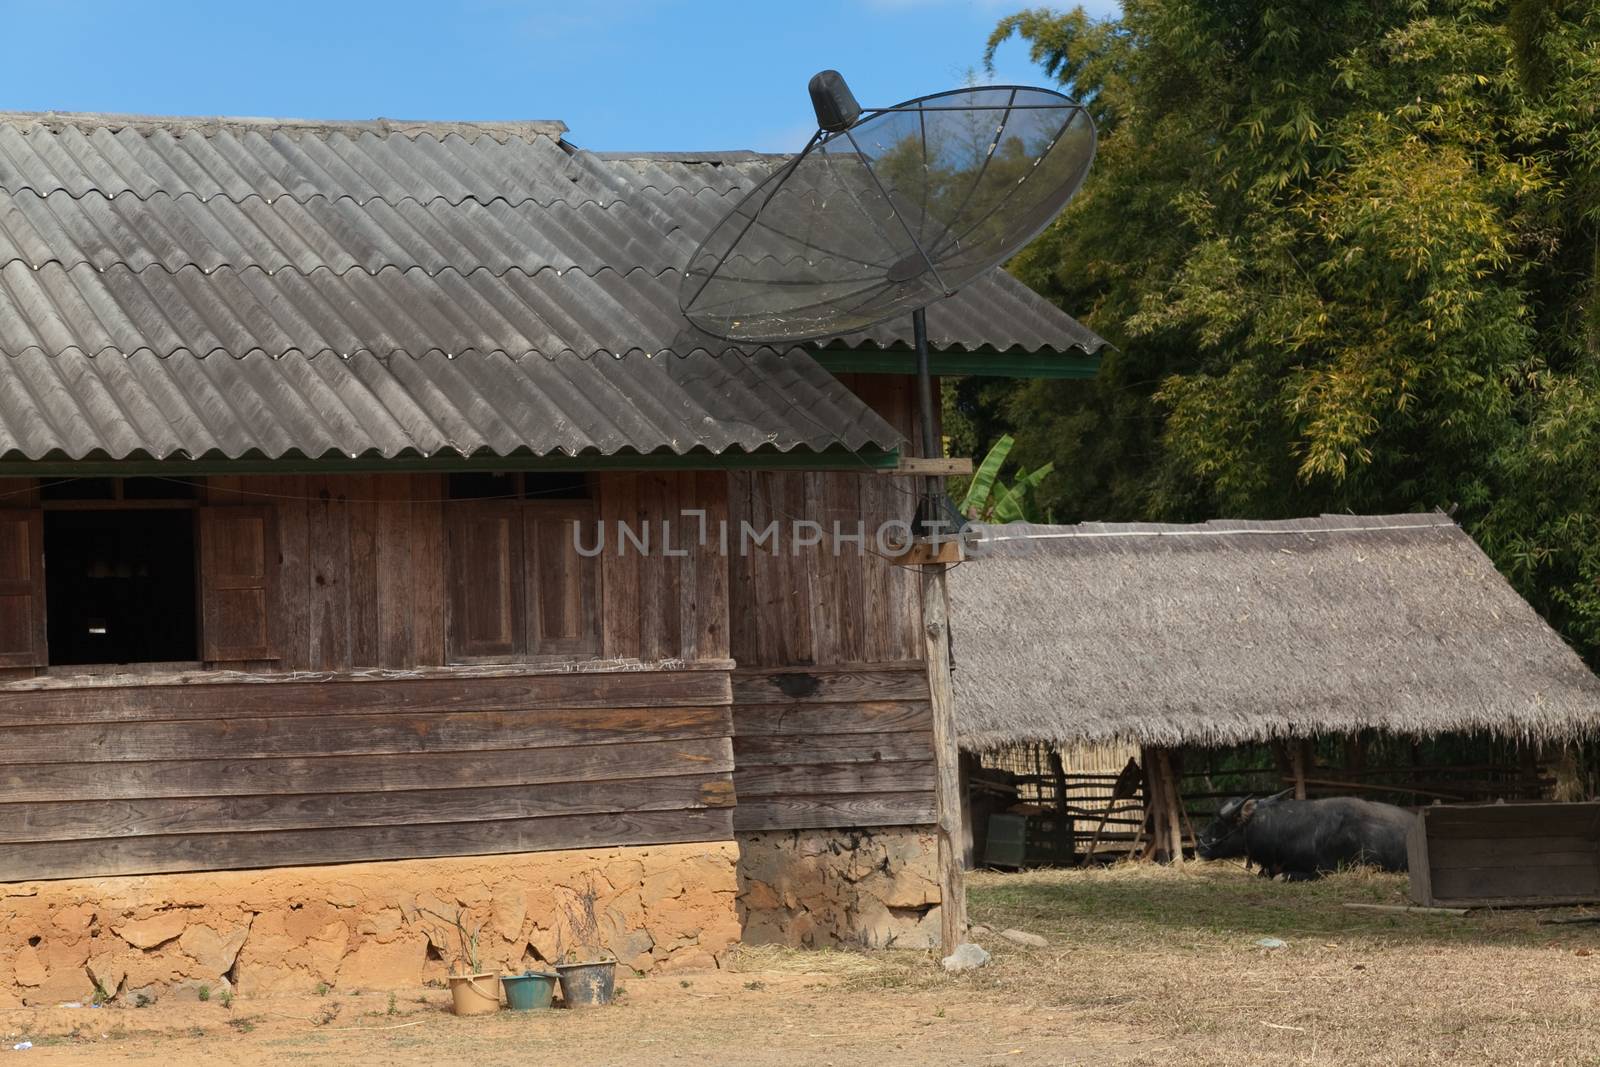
[
  {"left": 0, "top": 112, "right": 1103, "bottom": 1003},
  {"left": 949, "top": 515, "right": 1600, "bottom": 864}
]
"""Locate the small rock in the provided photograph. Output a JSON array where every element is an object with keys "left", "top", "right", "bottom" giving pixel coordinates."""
[
  {"left": 968, "top": 924, "right": 992, "bottom": 938},
  {"left": 940, "top": 942, "right": 991, "bottom": 972},
  {"left": 999, "top": 929, "right": 1048, "bottom": 948},
  {"left": 1255, "top": 937, "right": 1287, "bottom": 950}
]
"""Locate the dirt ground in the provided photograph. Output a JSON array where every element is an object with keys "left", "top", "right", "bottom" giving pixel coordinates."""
[{"left": 5, "top": 862, "right": 1600, "bottom": 1066}]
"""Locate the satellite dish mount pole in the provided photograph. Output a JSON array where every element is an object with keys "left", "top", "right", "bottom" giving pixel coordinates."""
[
  {"left": 912, "top": 305, "right": 970, "bottom": 953},
  {"left": 913, "top": 307, "right": 941, "bottom": 522}
]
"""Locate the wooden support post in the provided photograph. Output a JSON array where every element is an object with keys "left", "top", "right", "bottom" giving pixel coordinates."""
[
  {"left": 922, "top": 562, "right": 968, "bottom": 954},
  {"left": 1158, "top": 748, "right": 1185, "bottom": 864},
  {"left": 1140, "top": 745, "right": 1166, "bottom": 862},
  {"left": 958, "top": 751, "right": 978, "bottom": 870},
  {"left": 1291, "top": 740, "right": 1310, "bottom": 800},
  {"left": 1344, "top": 731, "right": 1368, "bottom": 779}
]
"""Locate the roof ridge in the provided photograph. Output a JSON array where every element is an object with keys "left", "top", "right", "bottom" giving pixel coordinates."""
[
  {"left": 592, "top": 150, "right": 792, "bottom": 163},
  {"left": 0, "top": 183, "right": 747, "bottom": 210},
  {"left": 0, "top": 110, "right": 568, "bottom": 143},
  {"left": 0, "top": 343, "right": 812, "bottom": 361}
]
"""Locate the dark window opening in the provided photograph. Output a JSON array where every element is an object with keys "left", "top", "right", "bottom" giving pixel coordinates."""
[
  {"left": 448, "top": 472, "right": 521, "bottom": 500},
  {"left": 44, "top": 510, "right": 198, "bottom": 665},
  {"left": 447, "top": 472, "right": 590, "bottom": 500},
  {"left": 522, "top": 471, "right": 590, "bottom": 500},
  {"left": 122, "top": 477, "right": 197, "bottom": 500},
  {"left": 41, "top": 477, "right": 196, "bottom": 502},
  {"left": 40, "top": 478, "right": 116, "bottom": 502}
]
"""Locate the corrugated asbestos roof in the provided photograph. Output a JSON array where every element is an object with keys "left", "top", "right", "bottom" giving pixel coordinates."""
[{"left": 0, "top": 112, "right": 1105, "bottom": 462}]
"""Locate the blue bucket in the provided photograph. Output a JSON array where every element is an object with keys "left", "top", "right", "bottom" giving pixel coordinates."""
[{"left": 502, "top": 970, "right": 559, "bottom": 1011}]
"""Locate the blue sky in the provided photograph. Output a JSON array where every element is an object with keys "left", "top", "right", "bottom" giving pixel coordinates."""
[{"left": 0, "top": 1, "right": 1119, "bottom": 152}]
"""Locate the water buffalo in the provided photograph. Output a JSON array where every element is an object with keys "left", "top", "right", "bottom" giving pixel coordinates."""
[{"left": 1196, "top": 792, "right": 1414, "bottom": 880}]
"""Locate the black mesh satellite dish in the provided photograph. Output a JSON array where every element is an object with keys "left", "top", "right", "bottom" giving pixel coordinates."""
[
  {"left": 679, "top": 73, "right": 1096, "bottom": 344},
  {"left": 679, "top": 71, "right": 1096, "bottom": 548}
]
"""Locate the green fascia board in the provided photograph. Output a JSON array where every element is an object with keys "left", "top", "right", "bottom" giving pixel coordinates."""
[
  {"left": 0, "top": 445, "right": 902, "bottom": 478},
  {"left": 813, "top": 347, "right": 1100, "bottom": 380}
]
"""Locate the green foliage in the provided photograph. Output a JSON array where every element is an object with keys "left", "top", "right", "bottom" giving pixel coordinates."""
[
  {"left": 959, "top": 434, "right": 1056, "bottom": 522},
  {"left": 985, "top": 0, "right": 1600, "bottom": 660}
]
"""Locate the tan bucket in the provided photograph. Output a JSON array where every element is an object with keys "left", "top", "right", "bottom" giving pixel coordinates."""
[{"left": 447, "top": 973, "right": 502, "bottom": 1016}]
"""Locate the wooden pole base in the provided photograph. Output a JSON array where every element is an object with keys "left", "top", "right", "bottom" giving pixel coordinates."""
[{"left": 923, "top": 562, "right": 968, "bottom": 953}]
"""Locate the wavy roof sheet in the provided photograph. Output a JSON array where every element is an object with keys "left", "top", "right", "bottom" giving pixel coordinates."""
[{"left": 0, "top": 112, "right": 1103, "bottom": 462}]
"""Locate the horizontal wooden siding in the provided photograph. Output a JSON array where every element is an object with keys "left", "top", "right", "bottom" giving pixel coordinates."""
[
  {"left": 0, "top": 667, "right": 735, "bottom": 880},
  {"left": 731, "top": 664, "right": 937, "bottom": 831}
]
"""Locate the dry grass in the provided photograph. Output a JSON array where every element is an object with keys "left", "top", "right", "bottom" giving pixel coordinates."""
[{"left": 947, "top": 862, "right": 1600, "bottom": 1066}]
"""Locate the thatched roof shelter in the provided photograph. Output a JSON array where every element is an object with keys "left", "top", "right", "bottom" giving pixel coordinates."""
[{"left": 950, "top": 514, "right": 1600, "bottom": 751}]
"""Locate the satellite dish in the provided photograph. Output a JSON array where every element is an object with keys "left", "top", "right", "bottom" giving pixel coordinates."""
[{"left": 679, "top": 71, "right": 1096, "bottom": 344}]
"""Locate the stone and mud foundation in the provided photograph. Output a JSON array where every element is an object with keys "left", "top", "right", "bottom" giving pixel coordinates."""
[
  {"left": 736, "top": 826, "right": 943, "bottom": 949},
  {"left": 0, "top": 827, "right": 943, "bottom": 1006},
  {"left": 0, "top": 842, "right": 740, "bottom": 1007}
]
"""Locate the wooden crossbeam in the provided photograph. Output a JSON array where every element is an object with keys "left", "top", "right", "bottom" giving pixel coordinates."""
[{"left": 885, "top": 456, "right": 973, "bottom": 476}]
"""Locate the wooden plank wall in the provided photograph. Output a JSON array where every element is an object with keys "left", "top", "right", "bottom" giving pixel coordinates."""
[
  {"left": 1409, "top": 801, "right": 1600, "bottom": 908},
  {"left": 204, "top": 471, "right": 728, "bottom": 672},
  {"left": 726, "top": 373, "right": 924, "bottom": 669},
  {"left": 724, "top": 375, "right": 938, "bottom": 832},
  {"left": 0, "top": 668, "right": 735, "bottom": 880},
  {"left": 732, "top": 664, "right": 937, "bottom": 831}
]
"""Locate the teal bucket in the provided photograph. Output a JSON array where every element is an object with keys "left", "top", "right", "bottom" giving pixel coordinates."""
[{"left": 502, "top": 971, "right": 559, "bottom": 1011}]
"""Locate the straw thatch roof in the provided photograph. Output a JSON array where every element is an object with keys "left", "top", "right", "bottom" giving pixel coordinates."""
[{"left": 950, "top": 514, "right": 1600, "bottom": 750}]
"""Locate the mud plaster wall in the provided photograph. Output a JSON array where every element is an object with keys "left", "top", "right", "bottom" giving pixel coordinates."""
[
  {"left": 736, "top": 826, "right": 942, "bottom": 950},
  {"left": 0, "top": 842, "right": 740, "bottom": 1007}
]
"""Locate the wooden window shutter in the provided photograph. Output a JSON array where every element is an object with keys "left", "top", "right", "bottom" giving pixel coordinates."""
[
  {"left": 524, "top": 501, "right": 601, "bottom": 657},
  {"left": 446, "top": 502, "right": 525, "bottom": 660},
  {"left": 199, "top": 506, "right": 278, "bottom": 662},
  {"left": 0, "top": 510, "right": 47, "bottom": 667}
]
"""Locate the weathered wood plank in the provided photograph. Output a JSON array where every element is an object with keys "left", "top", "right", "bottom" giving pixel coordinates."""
[
  {"left": 734, "top": 760, "right": 936, "bottom": 798},
  {"left": 1430, "top": 836, "right": 1600, "bottom": 867},
  {"left": 306, "top": 476, "right": 351, "bottom": 671},
  {"left": 733, "top": 731, "right": 934, "bottom": 767},
  {"left": 259, "top": 475, "right": 311, "bottom": 672},
  {"left": 599, "top": 473, "right": 641, "bottom": 660},
  {"left": 0, "top": 705, "right": 734, "bottom": 765},
  {"left": 376, "top": 474, "right": 414, "bottom": 669},
  {"left": 732, "top": 794, "right": 937, "bottom": 832},
  {"left": 0, "top": 737, "right": 735, "bottom": 803},
  {"left": 725, "top": 472, "right": 758, "bottom": 662},
  {"left": 410, "top": 474, "right": 448, "bottom": 667},
  {"left": 808, "top": 471, "right": 844, "bottom": 664},
  {"left": 0, "top": 774, "right": 735, "bottom": 843},
  {"left": 1432, "top": 863, "right": 1600, "bottom": 902},
  {"left": 0, "top": 808, "right": 737, "bottom": 881},
  {"left": 525, "top": 501, "right": 601, "bottom": 657},
  {"left": 694, "top": 470, "right": 730, "bottom": 661},
  {"left": 732, "top": 668, "right": 929, "bottom": 705},
  {"left": 823, "top": 472, "right": 866, "bottom": 662},
  {"left": 754, "top": 473, "right": 815, "bottom": 666},
  {"left": 1436, "top": 849, "right": 1600, "bottom": 870},
  {"left": 636, "top": 471, "right": 683, "bottom": 663},
  {"left": 859, "top": 472, "right": 901, "bottom": 664},
  {"left": 347, "top": 473, "right": 381, "bottom": 668},
  {"left": 673, "top": 471, "right": 699, "bottom": 661},
  {"left": 732, "top": 700, "right": 932, "bottom": 737},
  {"left": 0, "top": 669, "right": 733, "bottom": 727},
  {"left": 199, "top": 505, "right": 277, "bottom": 662},
  {"left": 0, "top": 478, "right": 38, "bottom": 508},
  {"left": 1424, "top": 804, "right": 1600, "bottom": 836}
]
